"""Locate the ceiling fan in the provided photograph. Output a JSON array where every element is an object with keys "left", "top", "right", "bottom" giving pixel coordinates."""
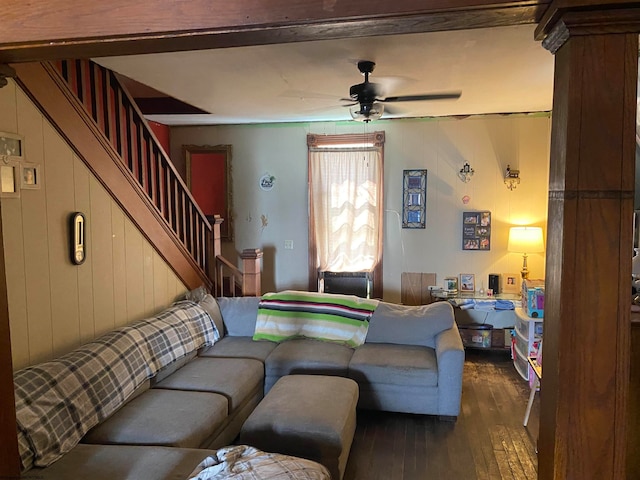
[{"left": 344, "top": 60, "right": 461, "bottom": 122}]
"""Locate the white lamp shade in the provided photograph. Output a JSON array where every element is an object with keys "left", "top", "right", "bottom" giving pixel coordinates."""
[{"left": 508, "top": 226, "right": 545, "bottom": 254}]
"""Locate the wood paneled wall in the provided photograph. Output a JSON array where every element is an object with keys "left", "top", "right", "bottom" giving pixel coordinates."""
[{"left": 0, "top": 79, "right": 187, "bottom": 370}]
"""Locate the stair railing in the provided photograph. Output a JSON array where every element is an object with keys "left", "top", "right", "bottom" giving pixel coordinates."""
[
  {"left": 51, "top": 60, "right": 262, "bottom": 296},
  {"left": 210, "top": 216, "right": 262, "bottom": 297},
  {"left": 52, "top": 59, "right": 211, "bottom": 280}
]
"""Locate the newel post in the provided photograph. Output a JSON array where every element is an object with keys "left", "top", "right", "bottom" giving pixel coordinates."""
[
  {"left": 240, "top": 248, "right": 263, "bottom": 297},
  {"left": 211, "top": 215, "right": 223, "bottom": 258},
  {"left": 208, "top": 215, "right": 224, "bottom": 295}
]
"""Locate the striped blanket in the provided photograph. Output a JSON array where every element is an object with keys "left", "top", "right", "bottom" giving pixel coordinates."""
[{"left": 253, "top": 291, "right": 378, "bottom": 347}]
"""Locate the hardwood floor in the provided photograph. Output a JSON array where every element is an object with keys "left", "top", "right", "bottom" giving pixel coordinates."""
[{"left": 344, "top": 349, "right": 539, "bottom": 480}]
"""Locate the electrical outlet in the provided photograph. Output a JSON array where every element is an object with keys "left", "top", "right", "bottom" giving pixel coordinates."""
[{"left": 284, "top": 240, "right": 294, "bottom": 250}]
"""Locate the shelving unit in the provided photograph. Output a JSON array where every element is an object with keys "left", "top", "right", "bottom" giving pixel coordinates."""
[{"left": 512, "top": 308, "right": 543, "bottom": 384}]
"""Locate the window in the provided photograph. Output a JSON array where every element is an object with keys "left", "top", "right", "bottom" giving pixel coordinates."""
[{"left": 307, "top": 132, "right": 385, "bottom": 297}]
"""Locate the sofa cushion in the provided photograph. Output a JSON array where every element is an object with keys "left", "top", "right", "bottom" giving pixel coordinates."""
[
  {"left": 153, "top": 357, "right": 263, "bottom": 412},
  {"left": 82, "top": 389, "right": 228, "bottom": 448},
  {"left": 265, "top": 339, "right": 354, "bottom": 378},
  {"left": 153, "top": 351, "right": 197, "bottom": 384},
  {"left": 199, "top": 336, "right": 277, "bottom": 362},
  {"left": 199, "top": 294, "right": 225, "bottom": 339},
  {"left": 348, "top": 343, "right": 438, "bottom": 387},
  {"left": 365, "top": 301, "right": 454, "bottom": 348},
  {"left": 217, "top": 296, "right": 261, "bottom": 336},
  {"left": 32, "top": 444, "right": 215, "bottom": 480}
]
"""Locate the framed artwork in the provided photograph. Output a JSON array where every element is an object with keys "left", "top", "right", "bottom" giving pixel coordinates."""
[
  {"left": 21, "top": 164, "right": 41, "bottom": 189},
  {"left": 444, "top": 276, "right": 458, "bottom": 292},
  {"left": 462, "top": 210, "right": 491, "bottom": 250},
  {"left": 402, "top": 169, "right": 427, "bottom": 229},
  {"left": 460, "top": 273, "right": 475, "bottom": 293},
  {"left": 0, "top": 132, "right": 24, "bottom": 162},
  {"left": 0, "top": 160, "right": 20, "bottom": 198},
  {"left": 503, "top": 273, "right": 520, "bottom": 294}
]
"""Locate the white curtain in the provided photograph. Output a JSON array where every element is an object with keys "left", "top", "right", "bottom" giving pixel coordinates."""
[{"left": 310, "top": 147, "right": 382, "bottom": 272}]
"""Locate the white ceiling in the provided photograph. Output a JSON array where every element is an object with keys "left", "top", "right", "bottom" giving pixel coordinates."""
[{"left": 95, "top": 24, "right": 554, "bottom": 126}]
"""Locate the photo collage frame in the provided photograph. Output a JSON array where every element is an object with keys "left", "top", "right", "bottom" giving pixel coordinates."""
[
  {"left": 0, "top": 132, "right": 41, "bottom": 198},
  {"left": 462, "top": 210, "right": 491, "bottom": 250}
]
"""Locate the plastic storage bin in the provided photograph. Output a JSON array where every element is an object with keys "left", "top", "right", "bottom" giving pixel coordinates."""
[{"left": 458, "top": 324, "right": 493, "bottom": 349}]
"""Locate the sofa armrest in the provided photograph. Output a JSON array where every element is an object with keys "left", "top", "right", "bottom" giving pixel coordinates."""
[{"left": 435, "top": 323, "right": 465, "bottom": 417}]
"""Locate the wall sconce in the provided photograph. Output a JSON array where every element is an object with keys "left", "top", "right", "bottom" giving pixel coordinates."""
[
  {"left": 504, "top": 164, "right": 520, "bottom": 190},
  {"left": 458, "top": 162, "right": 474, "bottom": 183}
]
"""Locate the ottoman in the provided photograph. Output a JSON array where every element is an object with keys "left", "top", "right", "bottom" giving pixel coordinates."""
[{"left": 239, "top": 375, "right": 359, "bottom": 480}]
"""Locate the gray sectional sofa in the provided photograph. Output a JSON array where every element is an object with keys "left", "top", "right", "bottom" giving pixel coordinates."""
[
  {"left": 207, "top": 295, "right": 465, "bottom": 417},
  {"left": 16, "top": 292, "right": 464, "bottom": 479}
]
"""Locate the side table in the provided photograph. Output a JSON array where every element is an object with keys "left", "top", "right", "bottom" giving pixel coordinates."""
[{"left": 432, "top": 291, "right": 519, "bottom": 350}]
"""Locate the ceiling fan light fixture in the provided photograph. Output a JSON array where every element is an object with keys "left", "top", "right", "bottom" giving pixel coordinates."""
[
  {"left": 349, "top": 103, "right": 384, "bottom": 122},
  {"left": 343, "top": 60, "right": 461, "bottom": 122}
]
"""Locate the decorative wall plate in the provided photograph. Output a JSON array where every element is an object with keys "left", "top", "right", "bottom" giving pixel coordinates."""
[{"left": 259, "top": 173, "right": 275, "bottom": 191}]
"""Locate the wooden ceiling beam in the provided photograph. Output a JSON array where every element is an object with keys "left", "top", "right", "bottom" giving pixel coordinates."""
[
  {"left": 536, "top": 0, "right": 640, "bottom": 40},
  {"left": 0, "top": 0, "right": 549, "bottom": 62}
]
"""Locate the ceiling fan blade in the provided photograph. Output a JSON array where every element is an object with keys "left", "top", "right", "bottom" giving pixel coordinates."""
[
  {"left": 382, "top": 104, "right": 402, "bottom": 115},
  {"left": 381, "top": 92, "right": 462, "bottom": 103}
]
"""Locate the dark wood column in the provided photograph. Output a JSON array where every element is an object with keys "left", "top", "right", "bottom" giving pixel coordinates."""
[
  {"left": 0, "top": 198, "right": 19, "bottom": 476},
  {"left": 630, "top": 316, "right": 640, "bottom": 477},
  {"left": 535, "top": 7, "right": 639, "bottom": 479}
]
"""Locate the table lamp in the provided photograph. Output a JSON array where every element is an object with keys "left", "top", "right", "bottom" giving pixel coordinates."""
[{"left": 508, "top": 226, "right": 545, "bottom": 280}]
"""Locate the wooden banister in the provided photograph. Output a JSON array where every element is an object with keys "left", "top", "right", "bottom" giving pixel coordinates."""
[
  {"left": 18, "top": 59, "right": 262, "bottom": 297},
  {"left": 46, "top": 59, "right": 213, "bottom": 288},
  {"left": 213, "top": 250, "right": 263, "bottom": 298}
]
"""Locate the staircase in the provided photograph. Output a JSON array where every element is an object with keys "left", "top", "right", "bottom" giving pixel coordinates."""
[
  {"left": 14, "top": 60, "right": 213, "bottom": 290},
  {"left": 13, "top": 59, "right": 264, "bottom": 296}
]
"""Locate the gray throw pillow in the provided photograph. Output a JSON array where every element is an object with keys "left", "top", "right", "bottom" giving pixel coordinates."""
[
  {"left": 216, "top": 296, "right": 261, "bottom": 337},
  {"left": 366, "top": 301, "right": 454, "bottom": 347},
  {"left": 184, "top": 285, "right": 208, "bottom": 303},
  {"left": 198, "top": 294, "right": 225, "bottom": 339}
]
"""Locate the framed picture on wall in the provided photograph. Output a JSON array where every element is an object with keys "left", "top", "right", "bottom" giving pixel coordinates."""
[
  {"left": 462, "top": 210, "right": 491, "bottom": 250},
  {"left": 21, "top": 164, "right": 41, "bottom": 190},
  {"left": 0, "top": 132, "right": 24, "bottom": 162},
  {"left": 402, "top": 169, "right": 427, "bottom": 229},
  {"left": 0, "top": 160, "right": 20, "bottom": 198}
]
